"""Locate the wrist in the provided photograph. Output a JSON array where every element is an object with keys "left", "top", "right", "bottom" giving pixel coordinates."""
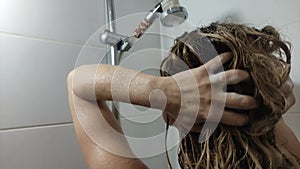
[
  {"left": 157, "top": 76, "right": 181, "bottom": 113},
  {"left": 146, "top": 76, "right": 167, "bottom": 110}
]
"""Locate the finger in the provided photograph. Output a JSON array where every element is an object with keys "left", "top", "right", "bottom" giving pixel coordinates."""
[
  {"left": 205, "top": 52, "right": 232, "bottom": 73},
  {"left": 209, "top": 69, "right": 251, "bottom": 85},
  {"left": 224, "top": 92, "right": 259, "bottom": 110},
  {"left": 224, "top": 69, "right": 251, "bottom": 85},
  {"left": 191, "top": 110, "right": 249, "bottom": 132},
  {"left": 283, "top": 92, "right": 296, "bottom": 114},
  {"left": 281, "top": 77, "right": 294, "bottom": 96},
  {"left": 220, "top": 110, "right": 249, "bottom": 126}
]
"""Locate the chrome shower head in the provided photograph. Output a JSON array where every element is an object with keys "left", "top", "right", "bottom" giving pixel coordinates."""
[
  {"left": 134, "top": 0, "right": 188, "bottom": 38},
  {"left": 160, "top": 0, "right": 188, "bottom": 27},
  {"left": 100, "top": 0, "right": 189, "bottom": 52}
]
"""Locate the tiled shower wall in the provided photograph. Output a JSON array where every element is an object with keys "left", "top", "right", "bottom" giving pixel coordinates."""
[{"left": 0, "top": 0, "right": 166, "bottom": 169}]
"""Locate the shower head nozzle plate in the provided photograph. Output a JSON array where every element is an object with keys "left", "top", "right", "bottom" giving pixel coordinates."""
[{"left": 160, "top": 6, "right": 188, "bottom": 27}]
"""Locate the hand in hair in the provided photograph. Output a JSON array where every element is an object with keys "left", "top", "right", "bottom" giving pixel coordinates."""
[
  {"left": 162, "top": 52, "right": 258, "bottom": 132},
  {"left": 281, "top": 77, "right": 295, "bottom": 114}
]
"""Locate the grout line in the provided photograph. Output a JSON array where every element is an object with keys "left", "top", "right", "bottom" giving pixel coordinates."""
[
  {"left": 0, "top": 122, "right": 74, "bottom": 132},
  {"left": 0, "top": 31, "right": 103, "bottom": 49},
  {"left": 0, "top": 31, "right": 166, "bottom": 60}
]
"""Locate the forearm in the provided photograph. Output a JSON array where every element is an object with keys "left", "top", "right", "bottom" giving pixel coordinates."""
[{"left": 71, "top": 64, "right": 169, "bottom": 110}]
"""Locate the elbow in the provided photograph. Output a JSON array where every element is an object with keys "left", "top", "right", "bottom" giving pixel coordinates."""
[
  {"left": 67, "top": 65, "right": 96, "bottom": 101},
  {"left": 67, "top": 69, "right": 82, "bottom": 99},
  {"left": 67, "top": 69, "right": 75, "bottom": 94},
  {"left": 67, "top": 69, "right": 75, "bottom": 86}
]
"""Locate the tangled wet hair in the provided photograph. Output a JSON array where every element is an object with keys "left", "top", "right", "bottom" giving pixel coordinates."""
[{"left": 160, "top": 22, "right": 299, "bottom": 168}]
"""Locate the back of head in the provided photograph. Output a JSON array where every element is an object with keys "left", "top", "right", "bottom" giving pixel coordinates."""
[{"left": 160, "top": 22, "right": 298, "bottom": 168}]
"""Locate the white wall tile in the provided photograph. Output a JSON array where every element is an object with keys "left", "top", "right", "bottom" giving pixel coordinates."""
[
  {"left": 0, "top": 124, "right": 87, "bottom": 169},
  {"left": 121, "top": 114, "right": 165, "bottom": 138},
  {"left": 120, "top": 114, "right": 181, "bottom": 169},
  {"left": 283, "top": 113, "right": 300, "bottom": 140},
  {"left": 0, "top": 0, "right": 104, "bottom": 44},
  {"left": 287, "top": 22, "right": 300, "bottom": 84},
  {"left": 0, "top": 34, "right": 107, "bottom": 129},
  {"left": 180, "top": 0, "right": 300, "bottom": 27},
  {"left": 114, "top": 0, "right": 159, "bottom": 19},
  {"left": 288, "top": 84, "right": 300, "bottom": 113},
  {"left": 118, "top": 102, "right": 161, "bottom": 119},
  {"left": 120, "top": 115, "right": 169, "bottom": 169},
  {"left": 119, "top": 49, "right": 162, "bottom": 72},
  {"left": 0, "top": 0, "right": 161, "bottom": 45}
]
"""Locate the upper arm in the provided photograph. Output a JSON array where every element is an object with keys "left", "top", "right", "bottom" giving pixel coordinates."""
[{"left": 275, "top": 118, "right": 300, "bottom": 160}]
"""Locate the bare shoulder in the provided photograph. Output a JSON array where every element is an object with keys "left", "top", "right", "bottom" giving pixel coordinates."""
[{"left": 275, "top": 118, "right": 300, "bottom": 160}]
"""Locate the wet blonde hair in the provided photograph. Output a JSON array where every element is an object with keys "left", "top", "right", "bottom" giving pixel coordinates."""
[{"left": 160, "top": 22, "right": 299, "bottom": 169}]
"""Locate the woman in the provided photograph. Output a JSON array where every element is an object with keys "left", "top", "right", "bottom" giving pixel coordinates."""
[
  {"left": 67, "top": 22, "right": 299, "bottom": 169},
  {"left": 160, "top": 23, "right": 300, "bottom": 168}
]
